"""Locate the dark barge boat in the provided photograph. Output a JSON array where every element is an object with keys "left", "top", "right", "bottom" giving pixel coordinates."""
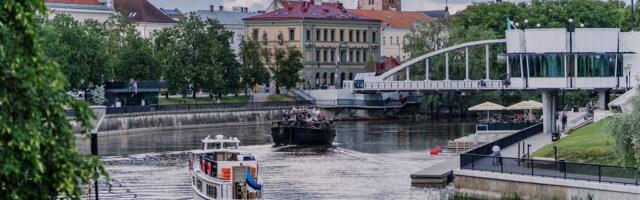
[{"left": 271, "top": 109, "right": 335, "bottom": 146}]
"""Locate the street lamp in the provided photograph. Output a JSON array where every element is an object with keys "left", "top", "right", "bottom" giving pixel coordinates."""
[
  {"left": 536, "top": 23, "right": 541, "bottom": 28},
  {"left": 568, "top": 18, "right": 575, "bottom": 87}
]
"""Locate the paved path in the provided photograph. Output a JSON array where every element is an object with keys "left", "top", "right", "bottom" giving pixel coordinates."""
[
  {"left": 501, "top": 132, "right": 551, "bottom": 158},
  {"left": 251, "top": 93, "right": 269, "bottom": 102}
]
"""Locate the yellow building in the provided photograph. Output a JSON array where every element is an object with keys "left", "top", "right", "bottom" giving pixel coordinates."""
[{"left": 244, "top": 0, "right": 382, "bottom": 89}]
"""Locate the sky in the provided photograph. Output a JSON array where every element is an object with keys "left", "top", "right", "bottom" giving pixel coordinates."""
[{"left": 148, "top": 0, "right": 486, "bottom": 14}]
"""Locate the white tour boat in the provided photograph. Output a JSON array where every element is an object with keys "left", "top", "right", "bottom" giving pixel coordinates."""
[{"left": 188, "top": 135, "right": 263, "bottom": 199}]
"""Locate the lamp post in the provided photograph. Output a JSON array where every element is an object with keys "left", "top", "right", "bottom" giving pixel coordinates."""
[{"left": 568, "top": 18, "right": 575, "bottom": 88}]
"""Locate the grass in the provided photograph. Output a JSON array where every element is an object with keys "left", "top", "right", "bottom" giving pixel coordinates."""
[
  {"left": 267, "top": 94, "right": 294, "bottom": 102},
  {"left": 532, "top": 118, "right": 619, "bottom": 165},
  {"left": 159, "top": 96, "right": 249, "bottom": 105}
]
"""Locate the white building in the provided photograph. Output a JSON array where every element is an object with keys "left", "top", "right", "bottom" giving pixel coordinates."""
[
  {"left": 350, "top": 9, "right": 431, "bottom": 62},
  {"left": 505, "top": 28, "right": 640, "bottom": 90},
  {"left": 114, "top": 0, "right": 176, "bottom": 38},
  {"left": 46, "top": 0, "right": 115, "bottom": 22},
  {"left": 194, "top": 6, "right": 258, "bottom": 56}
]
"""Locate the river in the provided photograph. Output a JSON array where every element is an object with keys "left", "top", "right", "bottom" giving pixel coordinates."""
[{"left": 77, "top": 119, "right": 474, "bottom": 200}]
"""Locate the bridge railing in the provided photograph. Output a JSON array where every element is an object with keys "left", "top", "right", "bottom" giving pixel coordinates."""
[
  {"left": 460, "top": 154, "right": 639, "bottom": 186},
  {"left": 464, "top": 123, "right": 543, "bottom": 156},
  {"left": 355, "top": 80, "right": 504, "bottom": 91}
]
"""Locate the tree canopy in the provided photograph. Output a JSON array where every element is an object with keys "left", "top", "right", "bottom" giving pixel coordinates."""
[{"left": 0, "top": 0, "right": 104, "bottom": 198}]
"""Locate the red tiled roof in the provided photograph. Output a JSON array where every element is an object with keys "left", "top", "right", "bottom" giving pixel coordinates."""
[
  {"left": 349, "top": 9, "right": 431, "bottom": 29},
  {"left": 114, "top": 0, "right": 175, "bottom": 23},
  {"left": 245, "top": 0, "right": 380, "bottom": 22},
  {"left": 46, "top": 0, "right": 101, "bottom": 5}
]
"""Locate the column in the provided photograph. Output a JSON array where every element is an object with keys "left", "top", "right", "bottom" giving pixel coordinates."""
[
  {"left": 425, "top": 58, "right": 430, "bottom": 80},
  {"left": 465, "top": 47, "right": 470, "bottom": 80},
  {"left": 506, "top": 55, "right": 510, "bottom": 77},
  {"left": 485, "top": 44, "right": 490, "bottom": 80},
  {"left": 405, "top": 67, "right": 410, "bottom": 81},
  {"left": 598, "top": 90, "right": 610, "bottom": 110},
  {"left": 542, "top": 90, "right": 558, "bottom": 134},
  {"left": 445, "top": 52, "right": 449, "bottom": 80}
]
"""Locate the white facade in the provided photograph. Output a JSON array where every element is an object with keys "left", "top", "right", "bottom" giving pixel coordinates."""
[
  {"left": 381, "top": 28, "right": 410, "bottom": 61},
  {"left": 46, "top": 3, "right": 115, "bottom": 22},
  {"left": 135, "top": 22, "right": 175, "bottom": 39},
  {"left": 505, "top": 28, "right": 640, "bottom": 90}
]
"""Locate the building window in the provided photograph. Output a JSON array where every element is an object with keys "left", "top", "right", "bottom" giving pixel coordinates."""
[
  {"left": 323, "top": 50, "right": 328, "bottom": 62},
  {"left": 383, "top": 36, "right": 386, "bottom": 45},
  {"left": 355, "top": 30, "right": 360, "bottom": 42},
  {"left": 330, "top": 50, "right": 335, "bottom": 62},
  {"left": 324, "top": 29, "right": 328, "bottom": 41},
  {"left": 349, "top": 51, "right": 353, "bottom": 62},
  {"left": 316, "top": 29, "right": 321, "bottom": 41},
  {"left": 252, "top": 29, "right": 259, "bottom": 41},
  {"left": 363, "top": 30, "right": 368, "bottom": 42},
  {"left": 349, "top": 30, "right": 353, "bottom": 42},
  {"left": 396, "top": 37, "right": 399, "bottom": 46},
  {"left": 364, "top": 50, "right": 368, "bottom": 62},
  {"left": 372, "top": 31, "right": 377, "bottom": 43},
  {"left": 355, "top": 50, "right": 360, "bottom": 62},
  {"left": 508, "top": 56, "right": 522, "bottom": 77},
  {"left": 330, "top": 29, "right": 335, "bottom": 41},
  {"left": 316, "top": 50, "right": 320, "bottom": 62},
  {"left": 306, "top": 29, "right": 311, "bottom": 41},
  {"left": 339, "top": 30, "right": 344, "bottom": 41},
  {"left": 289, "top": 29, "right": 295, "bottom": 41}
]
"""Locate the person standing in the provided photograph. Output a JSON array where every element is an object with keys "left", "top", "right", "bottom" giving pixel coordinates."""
[{"left": 492, "top": 144, "right": 502, "bottom": 166}]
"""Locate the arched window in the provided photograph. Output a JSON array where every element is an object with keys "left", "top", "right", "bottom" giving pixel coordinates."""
[
  {"left": 315, "top": 72, "right": 320, "bottom": 85},
  {"left": 330, "top": 72, "right": 335, "bottom": 86},
  {"left": 306, "top": 29, "right": 311, "bottom": 41},
  {"left": 349, "top": 73, "right": 354, "bottom": 80},
  {"left": 340, "top": 72, "right": 346, "bottom": 87},
  {"left": 323, "top": 72, "right": 328, "bottom": 84},
  {"left": 262, "top": 31, "right": 268, "bottom": 44}
]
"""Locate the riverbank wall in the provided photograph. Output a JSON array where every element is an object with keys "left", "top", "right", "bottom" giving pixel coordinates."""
[{"left": 454, "top": 169, "right": 640, "bottom": 200}]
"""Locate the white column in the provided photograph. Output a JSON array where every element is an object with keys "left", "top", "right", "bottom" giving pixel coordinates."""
[
  {"left": 405, "top": 67, "right": 410, "bottom": 81},
  {"left": 520, "top": 55, "right": 524, "bottom": 78},
  {"left": 542, "top": 90, "right": 558, "bottom": 134},
  {"left": 485, "top": 44, "right": 490, "bottom": 80},
  {"left": 445, "top": 52, "right": 449, "bottom": 80},
  {"left": 598, "top": 90, "right": 610, "bottom": 110},
  {"left": 506, "top": 55, "right": 511, "bottom": 76},
  {"left": 574, "top": 55, "right": 578, "bottom": 78},
  {"left": 425, "top": 58, "right": 430, "bottom": 80},
  {"left": 465, "top": 47, "right": 470, "bottom": 80}
]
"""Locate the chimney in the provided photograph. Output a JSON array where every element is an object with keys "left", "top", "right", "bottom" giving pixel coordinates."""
[
  {"left": 219, "top": 6, "right": 224, "bottom": 11},
  {"left": 210, "top": 5, "right": 215, "bottom": 11}
]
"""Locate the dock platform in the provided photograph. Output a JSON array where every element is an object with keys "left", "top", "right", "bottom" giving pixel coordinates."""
[{"left": 410, "top": 156, "right": 459, "bottom": 187}]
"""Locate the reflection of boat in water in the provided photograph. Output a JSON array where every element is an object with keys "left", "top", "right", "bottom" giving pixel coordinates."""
[
  {"left": 271, "top": 108, "right": 336, "bottom": 146},
  {"left": 188, "top": 135, "right": 262, "bottom": 199}
]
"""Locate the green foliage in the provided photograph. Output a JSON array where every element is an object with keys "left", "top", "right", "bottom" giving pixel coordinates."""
[
  {"left": 239, "top": 39, "right": 270, "bottom": 94},
  {"left": 41, "top": 14, "right": 111, "bottom": 90},
  {"left": 269, "top": 47, "right": 304, "bottom": 94},
  {"left": 91, "top": 85, "right": 106, "bottom": 105},
  {"left": 0, "top": 0, "right": 104, "bottom": 199},
  {"left": 605, "top": 89, "right": 640, "bottom": 168},
  {"left": 534, "top": 118, "right": 619, "bottom": 165},
  {"left": 155, "top": 14, "right": 238, "bottom": 98},
  {"left": 115, "top": 35, "right": 159, "bottom": 80}
]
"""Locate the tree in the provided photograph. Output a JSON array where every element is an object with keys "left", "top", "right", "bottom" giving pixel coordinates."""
[
  {"left": 269, "top": 47, "right": 304, "bottom": 94},
  {"left": 0, "top": 1, "right": 104, "bottom": 198},
  {"left": 115, "top": 35, "right": 159, "bottom": 80},
  {"left": 155, "top": 14, "right": 237, "bottom": 98},
  {"left": 239, "top": 39, "right": 270, "bottom": 95},
  {"left": 606, "top": 89, "right": 640, "bottom": 168},
  {"left": 41, "top": 14, "right": 111, "bottom": 90}
]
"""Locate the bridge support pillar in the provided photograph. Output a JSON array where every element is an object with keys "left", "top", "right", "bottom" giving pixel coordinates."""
[
  {"left": 597, "top": 89, "right": 610, "bottom": 110},
  {"left": 542, "top": 90, "right": 558, "bottom": 134}
]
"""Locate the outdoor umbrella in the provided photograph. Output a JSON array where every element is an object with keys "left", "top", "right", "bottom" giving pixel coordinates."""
[
  {"left": 506, "top": 100, "right": 543, "bottom": 121},
  {"left": 468, "top": 101, "right": 505, "bottom": 120}
]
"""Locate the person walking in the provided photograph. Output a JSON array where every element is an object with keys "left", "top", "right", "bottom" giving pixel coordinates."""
[
  {"left": 561, "top": 113, "right": 567, "bottom": 131},
  {"left": 492, "top": 144, "right": 502, "bottom": 166}
]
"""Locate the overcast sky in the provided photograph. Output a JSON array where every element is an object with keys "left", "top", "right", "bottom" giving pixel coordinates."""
[{"left": 148, "top": 0, "right": 491, "bottom": 14}]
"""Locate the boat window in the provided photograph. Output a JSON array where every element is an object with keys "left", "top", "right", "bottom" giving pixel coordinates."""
[
  {"left": 206, "top": 184, "right": 216, "bottom": 198},
  {"left": 196, "top": 180, "right": 202, "bottom": 192}
]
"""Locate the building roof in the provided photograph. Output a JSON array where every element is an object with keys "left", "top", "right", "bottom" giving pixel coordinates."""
[
  {"left": 244, "top": 0, "right": 380, "bottom": 22},
  {"left": 46, "top": 0, "right": 101, "bottom": 5},
  {"left": 423, "top": 10, "right": 448, "bottom": 19},
  {"left": 114, "top": 0, "right": 176, "bottom": 23},
  {"left": 45, "top": 0, "right": 113, "bottom": 11},
  {"left": 160, "top": 8, "right": 183, "bottom": 18},
  {"left": 195, "top": 10, "right": 260, "bottom": 26},
  {"left": 348, "top": 10, "right": 431, "bottom": 29}
]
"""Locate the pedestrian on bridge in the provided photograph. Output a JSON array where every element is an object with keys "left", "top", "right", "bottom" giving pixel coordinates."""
[{"left": 492, "top": 144, "right": 502, "bottom": 166}]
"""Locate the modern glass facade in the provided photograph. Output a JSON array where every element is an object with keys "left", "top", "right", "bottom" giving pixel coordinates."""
[
  {"left": 507, "top": 53, "right": 623, "bottom": 78},
  {"left": 576, "top": 54, "right": 622, "bottom": 77}
]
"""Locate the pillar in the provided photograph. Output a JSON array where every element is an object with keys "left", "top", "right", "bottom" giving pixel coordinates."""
[
  {"left": 445, "top": 52, "right": 450, "bottom": 80},
  {"left": 406, "top": 67, "right": 410, "bottom": 81},
  {"left": 598, "top": 90, "right": 610, "bottom": 110},
  {"left": 465, "top": 47, "right": 470, "bottom": 80},
  {"left": 425, "top": 58, "right": 430, "bottom": 80},
  {"left": 485, "top": 44, "right": 490, "bottom": 80},
  {"left": 542, "top": 90, "right": 558, "bottom": 134}
]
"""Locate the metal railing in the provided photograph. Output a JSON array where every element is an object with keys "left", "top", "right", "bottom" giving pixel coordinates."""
[
  {"left": 475, "top": 122, "right": 539, "bottom": 132},
  {"left": 465, "top": 123, "right": 543, "bottom": 156},
  {"left": 355, "top": 80, "right": 504, "bottom": 91},
  {"left": 460, "top": 154, "right": 639, "bottom": 186},
  {"left": 105, "top": 97, "right": 423, "bottom": 115}
]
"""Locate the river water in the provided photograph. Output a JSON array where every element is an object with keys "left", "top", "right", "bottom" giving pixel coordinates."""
[{"left": 77, "top": 120, "right": 474, "bottom": 200}]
